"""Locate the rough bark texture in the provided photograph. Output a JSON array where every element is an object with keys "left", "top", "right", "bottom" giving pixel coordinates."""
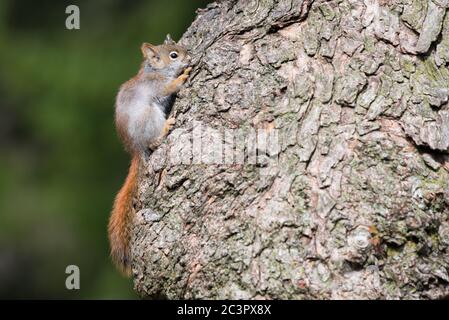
[{"left": 131, "top": 0, "right": 449, "bottom": 299}]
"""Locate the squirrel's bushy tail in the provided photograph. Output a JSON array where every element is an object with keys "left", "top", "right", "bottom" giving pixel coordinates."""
[{"left": 108, "top": 155, "right": 139, "bottom": 277}]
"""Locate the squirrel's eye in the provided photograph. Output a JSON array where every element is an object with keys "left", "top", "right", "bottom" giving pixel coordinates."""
[{"left": 169, "top": 51, "right": 178, "bottom": 59}]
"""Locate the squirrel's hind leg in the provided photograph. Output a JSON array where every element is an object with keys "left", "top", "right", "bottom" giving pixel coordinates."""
[{"left": 148, "top": 118, "right": 176, "bottom": 151}]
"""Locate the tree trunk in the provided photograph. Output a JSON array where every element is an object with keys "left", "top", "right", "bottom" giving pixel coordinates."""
[{"left": 130, "top": 0, "right": 449, "bottom": 299}]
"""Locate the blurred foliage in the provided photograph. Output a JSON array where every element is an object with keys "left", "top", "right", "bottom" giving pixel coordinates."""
[{"left": 0, "top": 0, "right": 208, "bottom": 298}]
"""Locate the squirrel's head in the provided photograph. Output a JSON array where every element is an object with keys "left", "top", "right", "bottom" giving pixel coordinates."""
[{"left": 141, "top": 34, "right": 191, "bottom": 78}]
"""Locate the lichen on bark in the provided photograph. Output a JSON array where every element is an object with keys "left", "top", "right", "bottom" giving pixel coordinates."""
[{"left": 130, "top": 0, "right": 449, "bottom": 299}]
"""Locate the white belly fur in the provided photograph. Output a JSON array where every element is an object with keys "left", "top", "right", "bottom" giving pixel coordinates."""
[{"left": 121, "top": 84, "right": 166, "bottom": 151}]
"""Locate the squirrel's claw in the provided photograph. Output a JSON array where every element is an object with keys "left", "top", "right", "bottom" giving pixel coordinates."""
[{"left": 183, "top": 67, "right": 192, "bottom": 75}]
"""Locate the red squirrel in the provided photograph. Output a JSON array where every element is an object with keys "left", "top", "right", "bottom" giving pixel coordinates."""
[{"left": 109, "top": 34, "right": 191, "bottom": 276}]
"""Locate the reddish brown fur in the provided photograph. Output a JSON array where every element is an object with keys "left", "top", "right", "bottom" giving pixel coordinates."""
[
  {"left": 115, "top": 112, "right": 132, "bottom": 153},
  {"left": 163, "top": 68, "right": 191, "bottom": 96},
  {"left": 108, "top": 155, "right": 139, "bottom": 276}
]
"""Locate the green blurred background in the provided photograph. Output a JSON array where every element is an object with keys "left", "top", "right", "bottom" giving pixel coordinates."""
[{"left": 0, "top": 0, "right": 208, "bottom": 299}]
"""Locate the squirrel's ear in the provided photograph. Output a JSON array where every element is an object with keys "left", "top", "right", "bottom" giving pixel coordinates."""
[
  {"left": 141, "top": 43, "right": 158, "bottom": 59},
  {"left": 164, "top": 34, "right": 176, "bottom": 45}
]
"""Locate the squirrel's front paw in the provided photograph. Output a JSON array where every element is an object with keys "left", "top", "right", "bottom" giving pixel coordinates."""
[
  {"left": 178, "top": 67, "right": 192, "bottom": 83},
  {"left": 183, "top": 67, "right": 192, "bottom": 76},
  {"left": 164, "top": 68, "right": 192, "bottom": 95}
]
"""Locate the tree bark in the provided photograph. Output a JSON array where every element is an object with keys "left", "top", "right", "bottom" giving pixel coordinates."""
[{"left": 130, "top": 0, "right": 449, "bottom": 299}]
